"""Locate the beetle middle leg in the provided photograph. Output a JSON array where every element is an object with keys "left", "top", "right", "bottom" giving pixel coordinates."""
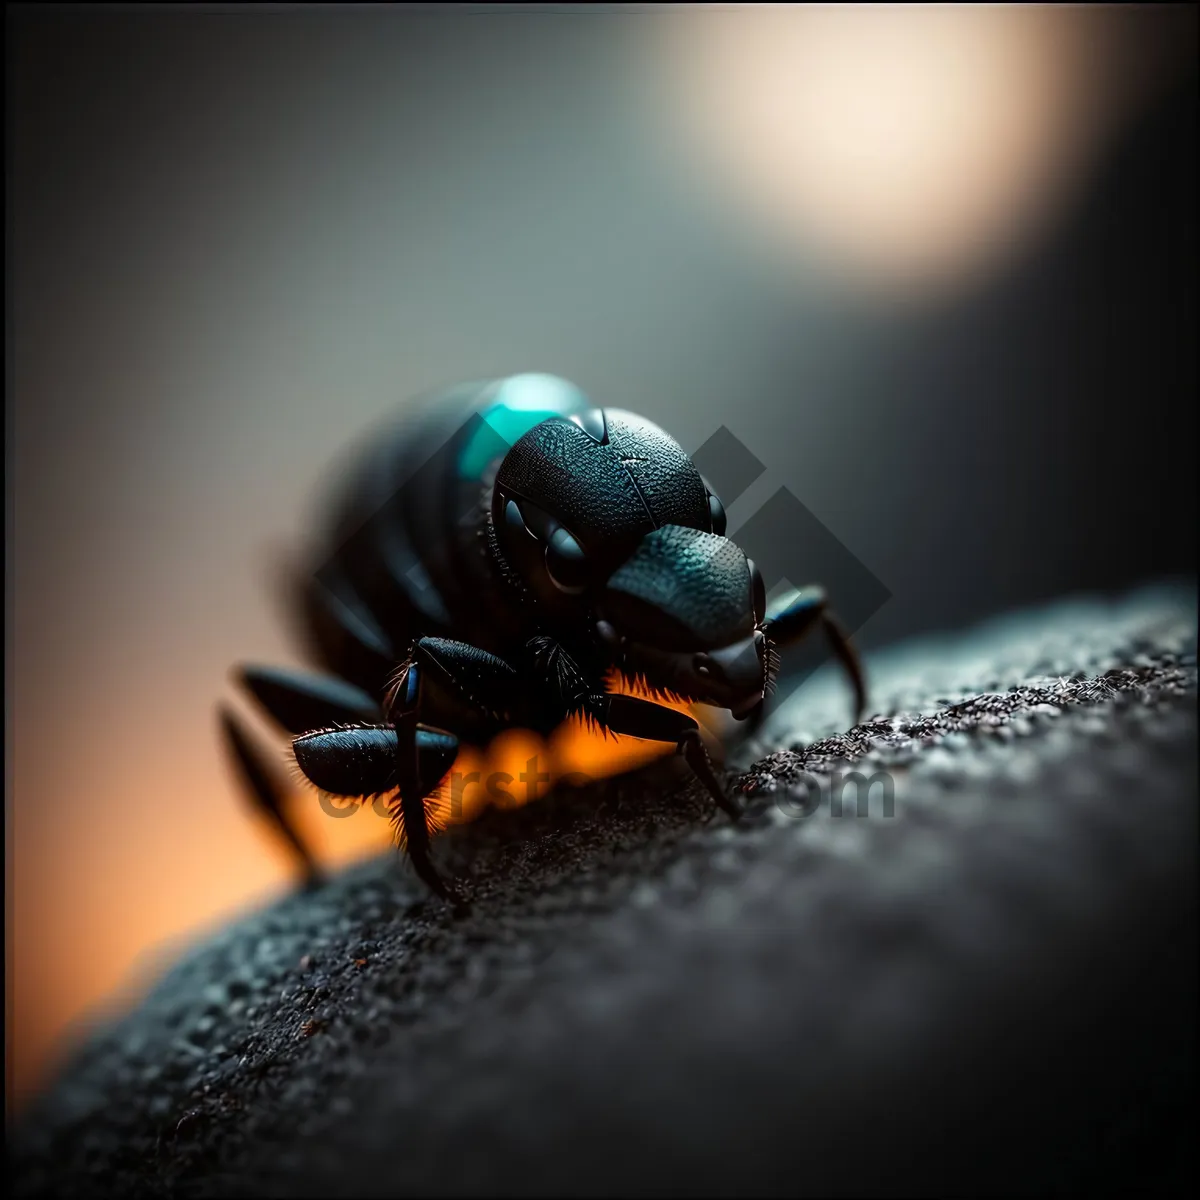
[
  {"left": 589, "top": 693, "right": 742, "bottom": 822},
  {"left": 532, "top": 637, "right": 742, "bottom": 822},
  {"left": 387, "top": 662, "right": 458, "bottom": 904},
  {"left": 385, "top": 638, "right": 524, "bottom": 905}
]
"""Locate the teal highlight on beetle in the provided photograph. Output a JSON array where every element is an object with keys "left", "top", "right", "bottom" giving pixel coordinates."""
[{"left": 457, "top": 373, "right": 592, "bottom": 481}]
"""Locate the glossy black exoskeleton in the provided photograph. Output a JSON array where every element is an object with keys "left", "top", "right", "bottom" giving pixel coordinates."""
[{"left": 219, "top": 375, "right": 865, "bottom": 904}]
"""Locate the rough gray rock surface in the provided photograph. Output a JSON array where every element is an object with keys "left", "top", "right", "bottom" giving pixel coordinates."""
[{"left": 10, "top": 586, "right": 1198, "bottom": 1198}]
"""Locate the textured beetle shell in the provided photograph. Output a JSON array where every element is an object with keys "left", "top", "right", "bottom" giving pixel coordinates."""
[
  {"left": 296, "top": 377, "right": 594, "bottom": 695},
  {"left": 292, "top": 377, "right": 723, "bottom": 724},
  {"left": 605, "top": 526, "right": 756, "bottom": 649},
  {"left": 494, "top": 409, "right": 710, "bottom": 565}
]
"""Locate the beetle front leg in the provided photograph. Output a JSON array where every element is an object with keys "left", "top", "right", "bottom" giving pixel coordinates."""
[
  {"left": 528, "top": 636, "right": 741, "bottom": 822},
  {"left": 590, "top": 694, "right": 742, "bottom": 822},
  {"left": 388, "top": 662, "right": 460, "bottom": 905},
  {"left": 761, "top": 584, "right": 867, "bottom": 726},
  {"left": 386, "top": 638, "right": 524, "bottom": 905}
]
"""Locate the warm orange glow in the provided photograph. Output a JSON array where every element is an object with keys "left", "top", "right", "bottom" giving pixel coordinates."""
[
  {"left": 299, "top": 670, "right": 703, "bottom": 845},
  {"left": 441, "top": 673, "right": 701, "bottom": 827},
  {"left": 7, "top": 667, "right": 705, "bottom": 1112}
]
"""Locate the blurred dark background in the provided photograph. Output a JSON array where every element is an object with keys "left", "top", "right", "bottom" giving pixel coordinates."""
[{"left": 7, "top": 5, "right": 1196, "bottom": 1108}]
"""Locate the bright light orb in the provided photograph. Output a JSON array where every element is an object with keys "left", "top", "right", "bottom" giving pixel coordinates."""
[{"left": 656, "top": 6, "right": 1122, "bottom": 293}]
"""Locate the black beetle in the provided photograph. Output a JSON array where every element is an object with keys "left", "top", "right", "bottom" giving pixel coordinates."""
[{"left": 220, "top": 374, "right": 865, "bottom": 904}]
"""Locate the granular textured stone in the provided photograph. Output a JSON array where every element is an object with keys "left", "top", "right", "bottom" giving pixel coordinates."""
[{"left": 10, "top": 585, "right": 1197, "bottom": 1198}]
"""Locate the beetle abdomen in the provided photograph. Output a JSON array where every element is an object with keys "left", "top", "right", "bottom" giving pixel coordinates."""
[{"left": 294, "top": 374, "right": 594, "bottom": 699}]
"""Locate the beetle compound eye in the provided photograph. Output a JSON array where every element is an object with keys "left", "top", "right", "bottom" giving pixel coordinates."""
[
  {"left": 545, "top": 527, "right": 589, "bottom": 594},
  {"left": 708, "top": 492, "right": 727, "bottom": 536},
  {"left": 748, "top": 558, "right": 766, "bottom": 623}
]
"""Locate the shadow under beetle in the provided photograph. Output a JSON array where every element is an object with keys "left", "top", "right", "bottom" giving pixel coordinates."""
[{"left": 220, "top": 374, "right": 866, "bottom": 905}]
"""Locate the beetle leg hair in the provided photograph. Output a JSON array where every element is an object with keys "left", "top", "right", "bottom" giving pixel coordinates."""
[{"left": 387, "top": 661, "right": 463, "bottom": 906}]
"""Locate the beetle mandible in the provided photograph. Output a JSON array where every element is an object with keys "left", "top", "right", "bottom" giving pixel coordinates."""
[{"left": 220, "top": 374, "right": 866, "bottom": 904}]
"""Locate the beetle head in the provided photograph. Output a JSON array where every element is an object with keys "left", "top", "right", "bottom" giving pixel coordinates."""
[
  {"left": 596, "top": 525, "right": 769, "bottom": 718},
  {"left": 491, "top": 407, "right": 768, "bottom": 716}
]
